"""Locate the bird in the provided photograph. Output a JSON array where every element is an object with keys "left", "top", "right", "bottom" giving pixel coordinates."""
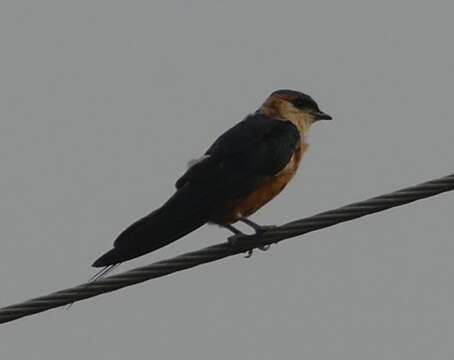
[{"left": 92, "top": 89, "right": 331, "bottom": 268}]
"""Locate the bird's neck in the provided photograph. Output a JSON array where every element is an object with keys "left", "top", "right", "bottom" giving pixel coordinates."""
[{"left": 259, "top": 99, "right": 314, "bottom": 136}]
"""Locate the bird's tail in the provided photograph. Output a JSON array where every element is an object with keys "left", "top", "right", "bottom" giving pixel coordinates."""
[{"left": 92, "top": 186, "right": 213, "bottom": 267}]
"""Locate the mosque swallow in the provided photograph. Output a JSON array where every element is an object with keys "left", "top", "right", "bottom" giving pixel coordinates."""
[{"left": 92, "top": 89, "right": 331, "bottom": 267}]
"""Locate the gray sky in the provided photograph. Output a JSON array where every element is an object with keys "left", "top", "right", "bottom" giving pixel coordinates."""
[{"left": 1, "top": 1, "right": 453, "bottom": 359}]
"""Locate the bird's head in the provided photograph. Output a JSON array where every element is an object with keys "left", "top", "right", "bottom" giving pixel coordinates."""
[{"left": 259, "top": 89, "right": 332, "bottom": 134}]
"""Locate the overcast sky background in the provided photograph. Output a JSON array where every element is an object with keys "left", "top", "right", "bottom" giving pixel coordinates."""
[{"left": 1, "top": 1, "right": 453, "bottom": 359}]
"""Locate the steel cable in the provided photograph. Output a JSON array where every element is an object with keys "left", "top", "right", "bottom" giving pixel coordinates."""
[{"left": 0, "top": 173, "right": 453, "bottom": 325}]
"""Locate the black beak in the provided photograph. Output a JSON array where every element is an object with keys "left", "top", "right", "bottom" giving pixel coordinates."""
[{"left": 313, "top": 110, "right": 332, "bottom": 120}]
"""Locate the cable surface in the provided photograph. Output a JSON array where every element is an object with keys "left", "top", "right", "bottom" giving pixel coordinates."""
[{"left": 1, "top": 173, "right": 453, "bottom": 325}]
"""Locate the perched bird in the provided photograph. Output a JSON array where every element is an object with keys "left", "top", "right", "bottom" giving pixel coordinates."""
[{"left": 92, "top": 89, "right": 331, "bottom": 268}]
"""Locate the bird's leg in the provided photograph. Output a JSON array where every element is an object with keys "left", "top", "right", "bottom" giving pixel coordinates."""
[
  {"left": 223, "top": 224, "right": 243, "bottom": 236},
  {"left": 239, "top": 218, "right": 276, "bottom": 233},
  {"left": 222, "top": 224, "right": 245, "bottom": 246},
  {"left": 238, "top": 218, "right": 277, "bottom": 251},
  {"left": 222, "top": 224, "right": 254, "bottom": 258}
]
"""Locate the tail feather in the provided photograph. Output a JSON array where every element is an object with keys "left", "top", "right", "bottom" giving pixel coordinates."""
[{"left": 92, "top": 186, "right": 212, "bottom": 267}]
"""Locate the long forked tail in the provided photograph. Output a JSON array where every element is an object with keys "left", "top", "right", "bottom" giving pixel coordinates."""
[{"left": 92, "top": 187, "right": 211, "bottom": 267}]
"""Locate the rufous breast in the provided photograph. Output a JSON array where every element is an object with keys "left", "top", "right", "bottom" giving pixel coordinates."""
[{"left": 220, "top": 141, "right": 308, "bottom": 224}]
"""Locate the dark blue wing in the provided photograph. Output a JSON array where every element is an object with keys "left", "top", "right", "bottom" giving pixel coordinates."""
[
  {"left": 175, "top": 113, "right": 300, "bottom": 196},
  {"left": 205, "top": 113, "right": 278, "bottom": 157}
]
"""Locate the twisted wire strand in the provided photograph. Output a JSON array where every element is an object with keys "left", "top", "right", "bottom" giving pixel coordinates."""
[{"left": 0, "top": 173, "right": 453, "bottom": 325}]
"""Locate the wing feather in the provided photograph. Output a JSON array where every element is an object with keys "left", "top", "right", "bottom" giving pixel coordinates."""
[{"left": 175, "top": 113, "right": 300, "bottom": 196}]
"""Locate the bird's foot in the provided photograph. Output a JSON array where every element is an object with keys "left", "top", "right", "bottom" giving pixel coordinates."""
[
  {"left": 255, "top": 229, "right": 273, "bottom": 251},
  {"left": 224, "top": 225, "right": 253, "bottom": 258},
  {"left": 225, "top": 224, "right": 245, "bottom": 247},
  {"left": 239, "top": 218, "right": 276, "bottom": 251},
  {"left": 227, "top": 234, "right": 256, "bottom": 258},
  {"left": 227, "top": 233, "right": 241, "bottom": 247},
  {"left": 224, "top": 221, "right": 275, "bottom": 257}
]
